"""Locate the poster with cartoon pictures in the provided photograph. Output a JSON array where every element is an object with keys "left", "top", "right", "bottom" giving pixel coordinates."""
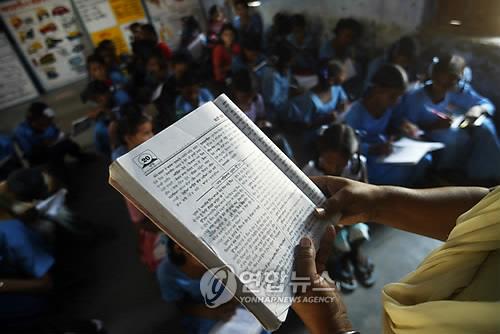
[
  {"left": 143, "top": 0, "right": 205, "bottom": 50},
  {"left": 0, "top": 0, "right": 87, "bottom": 91},
  {"left": 73, "top": 0, "right": 147, "bottom": 55},
  {"left": 0, "top": 31, "right": 38, "bottom": 109}
]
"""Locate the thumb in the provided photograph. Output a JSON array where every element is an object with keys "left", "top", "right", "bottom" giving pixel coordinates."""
[
  {"left": 294, "top": 237, "right": 317, "bottom": 279},
  {"left": 315, "top": 190, "right": 348, "bottom": 219}
]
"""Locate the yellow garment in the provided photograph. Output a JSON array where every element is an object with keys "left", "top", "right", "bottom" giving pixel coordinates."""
[{"left": 382, "top": 187, "right": 500, "bottom": 334}]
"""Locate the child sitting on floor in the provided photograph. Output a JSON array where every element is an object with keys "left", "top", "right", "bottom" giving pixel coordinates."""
[
  {"left": 344, "top": 64, "right": 431, "bottom": 186},
  {"left": 302, "top": 124, "right": 375, "bottom": 292},
  {"left": 157, "top": 238, "right": 268, "bottom": 334},
  {"left": 14, "top": 102, "right": 85, "bottom": 168},
  {"left": 175, "top": 70, "right": 214, "bottom": 120},
  {"left": 112, "top": 106, "right": 165, "bottom": 271}
]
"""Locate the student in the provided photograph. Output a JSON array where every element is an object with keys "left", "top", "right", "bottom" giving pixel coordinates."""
[
  {"left": 95, "top": 40, "right": 125, "bottom": 80},
  {"left": 365, "top": 36, "right": 419, "bottom": 89},
  {"left": 302, "top": 124, "right": 374, "bottom": 291},
  {"left": 229, "top": 69, "right": 267, "bottom": 125},
  {"left": 207, "top": 5, "right": 226, "bottom": 47},
  {"left": 157, "top": 238, "right": 268, "bottom": 334},
  {"left": 264, "top": 12, "right": 292, "bottom": 55},
  {"left": 141, "top": 23, "right": 172, "bottom": 60},
  {"left": 112, "top": 104, "right": 153, "bottom": 161},
  {"left": 287, "top": 60, "right": 348, "bottom": 160},
  {"left": 212, "top": 23, "right": 240, "bottom": 84},
  {"left": 396, "top": 54, "right": 500, "bottom": 183},
  {"left": 86, "top": 55, "right": 130, "bottom": 107},
  {"left": 152, "top": 51, "right": 193, "bottom": 132},
  {"left": 14, "top": 103, "right": 84, "bottom": 167},
  {"left": 81, "top": 80, "right": 121, "bottom": 155},
  {"left": 175, "top": 70, "right": 214, "bottom": 120},
  {"left": 344, "top": 64, "right": 431, "bottom": 186},
  {"left": 145, "top": 50, "right": 175, "bottom": 132},
  {"left": 232, "top": 0, "right": 263, "bottom": 43},
  {"left": 179, "top": 16, "right": 206, "bottom": 53},
  {"left": 231, "top": 33, "right": 267, "bottom": 79},
  {"left": 287, "top": 14, "right": 318, "bottom": 75},
  {"left": 113, "top": 107, "right": 165, "bottom": 272},
  {"left": 319, "top": 18, "right": 362, "bottom": 82},
  {"left": 260, "top": 43, "right": 294, "bottom": 122},
  {"left": 289, "top": 60, "right": 348, "bottom": 129},
  {"left": 0, "top": 168, "right": 54, "bottom": 322},
  {"left": 129, "top": 22, "right": 142, "bottom": 43}
]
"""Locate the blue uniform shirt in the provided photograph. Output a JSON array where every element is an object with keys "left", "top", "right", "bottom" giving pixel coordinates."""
[
  {"left": 396, "top": 83, "right": 500, "bottom": 180},
  {"left": 344, "top": 100, "right": 403, "bottom": 155},
  {"left": 175, "top": 88, "right": 214, "bottom": 120},
  {"left": 398, "top": 83, "right": 495, "bottom": 127},
  {"left": 289, "top": 85, "right": 348, "bottom": 124},
  {"left": 344, "top": 100, "right": 430, "bottom": 186},
  {"left": 260, "top": 67, "right": 292, "bottom": 121},
  {"left": 14, "top": 121, "right": 60, "bottom": 157},
  {"left": 0, "top": 219, "right": 54, "bottom": 319}
]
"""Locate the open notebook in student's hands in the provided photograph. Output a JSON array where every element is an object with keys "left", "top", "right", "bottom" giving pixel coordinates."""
[
  {"left": 377, "top": 137, "right": 444, "bottom": 165},
  {"left": 108, "top": 94, "right": 338, "bottom": 331}
]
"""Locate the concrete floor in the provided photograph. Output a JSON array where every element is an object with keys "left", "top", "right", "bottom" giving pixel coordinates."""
[{"left": 1, "top": 82, "right": 442, "bottom": 333}]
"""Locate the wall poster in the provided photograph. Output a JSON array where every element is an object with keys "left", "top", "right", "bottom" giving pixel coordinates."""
[
  {"left": 0, "top": 0, "right": 88, "bottom": 91},
  {"left": 0, "top": 31, "right": 38, "bottom": 109},
  {"left": 73, "top": 0, "right": 147, "bottom": 55}
]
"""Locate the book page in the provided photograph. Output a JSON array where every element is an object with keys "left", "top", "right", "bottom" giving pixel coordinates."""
[
  {"left": 213, "top": 94, "right": 326, "bottom": 206},
  {"left": 113, "top": 102, "right": 327, "bottom": 319},
  {"left": 377, "top": 137, "right": 445, "bottom": 165}
]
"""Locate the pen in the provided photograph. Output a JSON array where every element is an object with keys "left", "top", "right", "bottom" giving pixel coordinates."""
[{"left": 429, "top": 109, "right": 451, "bottom": 120}]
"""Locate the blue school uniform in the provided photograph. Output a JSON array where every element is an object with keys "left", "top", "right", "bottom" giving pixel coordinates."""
[
  {"left": 175, "top": 88, "right": 214, "bottom": 120},
  {"left": 13, "top": 122, "right": 60, "bottom": 158},
  {"left": 344, "top": 101, "right": 431, "bottom": 186},
  {"left": 94, "top": 117, "right": 110, "bottom": 156},
  {"left": 112, "top": 87, "right": 130, "bottom": 107},
  {"left": 0, "top": 219, "right": 54, "bottom": 320},
  {"left": 156, "top": 257, "right": 218, "bottom": 334},
  {"left": 260, "top": 67, "right": 292, "bottom": 121},
  {"left": 397, "top": 83, "right": 500, "bottom": 181},
  {"left": 231, "top": 54, "right": 267, "bottom": 79},
  {"left": 288, "top": 85, "right": 348, "bottom": 156},
  {"left": 109, "top": 68, "right": 128, "bottom": 87},
  {"left": 289, "top": 85, "right": 348, "bottom": 124}
]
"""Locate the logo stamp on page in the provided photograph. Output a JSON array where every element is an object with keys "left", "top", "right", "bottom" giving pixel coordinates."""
[{"left": 134, "top": 150, "right": 161, "bottom": 173}]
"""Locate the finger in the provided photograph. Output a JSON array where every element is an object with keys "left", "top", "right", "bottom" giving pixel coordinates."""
[
  {"left": 316, "top": 190, "right": 347, "bottom": 219},
  {"left": 315, "top": 225, "right": 336, "bottom": 273},
  {"left": 294, "top": 237, "right": 317, "bottom": 279},
  {"left": 310, "top": 175, "right": 347, "bottom": 197}
]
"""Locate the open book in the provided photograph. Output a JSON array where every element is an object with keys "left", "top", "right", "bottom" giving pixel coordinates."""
[{"left": 109, "top": 94, "right": 336, "bottom": 331}]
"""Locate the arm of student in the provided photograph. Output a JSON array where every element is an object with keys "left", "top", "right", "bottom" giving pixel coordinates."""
[
  {"left": 462, "top": 86, "right": 495, "bottom": 116},
  {"left": 0, "top": 273, "right": 53, "bottom": 294},
  {"left": 312, "top": 176, "right": 488, "bottom": 241}
]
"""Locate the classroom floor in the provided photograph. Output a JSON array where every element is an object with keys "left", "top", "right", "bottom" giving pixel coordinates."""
[{"left": 2, "top": 82, "right": 442, "bottom": 334}]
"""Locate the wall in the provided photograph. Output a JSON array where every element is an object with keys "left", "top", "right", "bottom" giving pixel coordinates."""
[
  {"left": 258, "top": 0, "right": 428, "bottom": 47},
  {"left": 204, "top": 0, "right": 430, "bottom": 49}
]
